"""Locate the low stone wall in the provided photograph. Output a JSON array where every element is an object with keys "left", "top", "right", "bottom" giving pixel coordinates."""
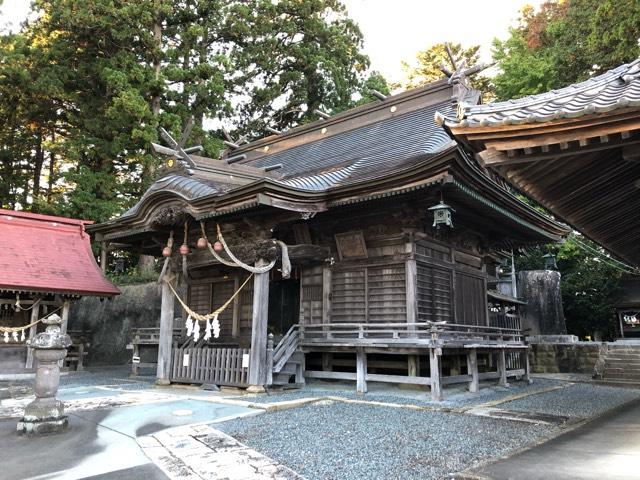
[
  {"left": 529, "top": 342, "right": 603, "bottom": 374},
  {"left": 68, "top": 282, "right": 181, "bottom": 366}
]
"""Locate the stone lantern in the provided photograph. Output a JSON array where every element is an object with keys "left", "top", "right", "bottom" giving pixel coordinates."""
[{"left": 17, "top": 314, "right": 72, "bottom": 435}]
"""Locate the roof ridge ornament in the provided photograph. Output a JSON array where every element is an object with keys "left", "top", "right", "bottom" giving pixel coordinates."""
[{"left": 152, "top": 117, "right": 203, "bottom": 172}]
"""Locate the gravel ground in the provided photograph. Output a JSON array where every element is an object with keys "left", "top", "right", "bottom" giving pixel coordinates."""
[
  {"left": 241, "top": 378, "right": 565, "bottom": 409},
  {"left": 217, "top": 401, "right": 556, "bottom": 480},
  {"left": 501, "top": 383, "right": 640, "bottom": 418}
]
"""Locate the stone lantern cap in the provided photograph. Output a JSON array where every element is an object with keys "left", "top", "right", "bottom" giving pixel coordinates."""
[{"left": 27, "top": 313, "right": 72, "bottom": 349}]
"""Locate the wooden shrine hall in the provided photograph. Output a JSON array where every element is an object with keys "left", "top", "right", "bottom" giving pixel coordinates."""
[
  {"left": 0, "top": 210, "right": 120, "bottom": 374},
  {"left": 90, "top": 76, "right": 569, "bottom": 400}
]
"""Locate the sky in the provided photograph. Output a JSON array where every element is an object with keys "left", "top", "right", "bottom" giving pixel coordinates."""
[{"left": 0, "top": 0, "right": 545, "bottom": 83}]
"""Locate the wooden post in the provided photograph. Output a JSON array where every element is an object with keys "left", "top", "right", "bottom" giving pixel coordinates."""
[
  {"left": 232, "top": 275, "right": 240, "bottom": 338},
  {"left": 295, "top": 353, "right": 305, "bottom": 385},
  {"left": 408, "top": 355, "right": 420, "bottom": 377},
  {"left": 156, "top": 275, "right": 175, "bottom": 385},
  {"left": 322, "top": 267, "right": 332, "bottom": 324},
  {"left": 429, "top": 348, "right": 442, "bottom": 401},
  {"left": 266, "top": 333, "right": 274, "bottom": 387},
  {"left": 100, "top": 241, "right": 108, "bottom": 273},
  {"left": 467, "top": 349, "right": 479, "bottom": 393},
  {"left": 405, "top": 258, "right": 417, "bottom": 327},
  {"left": 25, "top": 303, "right": 41, "bottom": 369},
  {"left": 60, "top": 300, "right": 71, "bottom": 334},
  {"left": 322, "top": 352, "right": 333, "bottom": 372},
  {"left": 498, "top": 349, "right": 509, "bottom": 387},
  {"left": 356, "top": 348, "right": 367, "bottom": 394},
  {"left": 523, "top": 349, "right": 532, "bottom": 384},
  {"left": 58, "top": 300, "right": 71, "bottom": 368},
  {"left": 248, "top": 260, "right": 269, "bottom": 388}
]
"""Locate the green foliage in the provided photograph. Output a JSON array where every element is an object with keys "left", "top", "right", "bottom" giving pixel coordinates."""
[
  {"left": 492, "top": 0, "right": 640, "bottom": 100},
  {"left": 395, "top": 42, "right": 492, "bottom": 98},
  {"left": 516, "top": 236, "right": 623, "bottom": 340},
  {"left": 0, "top": 0, "right": 369, "bottom": 222}
]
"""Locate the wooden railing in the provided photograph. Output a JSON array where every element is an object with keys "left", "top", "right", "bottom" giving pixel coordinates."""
[
  {"left": 489, "top": 311, "right": 521, "bottom": 331},
  {"left": 297, "top": 322, "right": 525, "bottom": 347},
  {"left": 171, "top": 346, "right": 249, "bottom": 386},
  {"left": 271, "top": 326, "right": 300, "bottom": 373}
]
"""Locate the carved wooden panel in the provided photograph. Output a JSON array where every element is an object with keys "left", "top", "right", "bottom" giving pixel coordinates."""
[{"left": 334, "top": 231, "right": 368, "bottom": 260}]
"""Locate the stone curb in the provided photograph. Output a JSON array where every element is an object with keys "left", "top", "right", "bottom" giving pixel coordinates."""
[{"left": 138, "top": 422, "right": 306, "bottom": 480}]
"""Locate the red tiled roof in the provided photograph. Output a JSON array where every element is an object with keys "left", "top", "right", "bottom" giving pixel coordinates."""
[{"left": 0, "top": 209, "right": 120, "bottom": 297}]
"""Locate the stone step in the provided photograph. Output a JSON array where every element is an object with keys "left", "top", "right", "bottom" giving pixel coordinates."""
[{"left": 593, "top": 379, "right": 640, "bottom": 388}]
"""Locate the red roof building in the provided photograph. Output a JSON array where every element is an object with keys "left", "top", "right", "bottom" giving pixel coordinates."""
[{"left": 0, "top": 209, "right": 120, "bottom": 297}]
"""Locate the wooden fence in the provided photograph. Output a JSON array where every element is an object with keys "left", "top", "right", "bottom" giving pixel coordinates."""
[{"left": 170, "top": 347, "right": 250, "bottom": 387}]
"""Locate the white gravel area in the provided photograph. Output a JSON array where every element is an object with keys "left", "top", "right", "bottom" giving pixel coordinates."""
[{"left": 216, "top": 401, "right": 556, "bottom": 480}]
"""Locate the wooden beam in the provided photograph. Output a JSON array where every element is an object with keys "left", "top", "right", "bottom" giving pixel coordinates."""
[
  {"left": 248, "top": 260, "right": 270, "bottom": 387},
  {"left": 100, "top": 241, "right": 108, "bottom": 273},
  {"left": 408, "top": 355, "right": 420, "bottom": 377},
  {"left": 156, "top": 275, "right": 175, "bottom": 385},
  {"left": 405, "top": 258, "right": 417, "bottom": 324},
  {"left": 322, "top": 267, "right": 332, "bottom": 325}
]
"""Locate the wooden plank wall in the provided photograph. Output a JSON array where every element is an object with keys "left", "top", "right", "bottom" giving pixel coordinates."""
[
  {"left": 330, "top": 264, "right": 407, "bottom": 323},
  {"left": 415, "top": 239, "right": 487, "bottom": 326}
]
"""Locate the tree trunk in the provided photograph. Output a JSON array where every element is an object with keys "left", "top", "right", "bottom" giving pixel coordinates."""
[{"left": 32, "top": 127, "right": 44, "bottom": 211}]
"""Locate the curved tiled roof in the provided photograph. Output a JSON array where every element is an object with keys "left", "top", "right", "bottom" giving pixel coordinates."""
[
  {"left": 121, "top": 174, "right": 234, "bottom": 219},
  {"left": 447, "top": 58, "right": 640, "bottom": 127}
]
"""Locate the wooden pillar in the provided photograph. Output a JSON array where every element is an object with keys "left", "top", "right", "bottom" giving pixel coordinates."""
[
  {"left": 266, "top": 334, "right": 274, "bottom": 387},
  {"left": 156, "top": 276, "right": 175, "bottom": 385},
  {"left": 405, "top": 258, "right": 417, "bottom": 324},
  {"left": 25, "top": 303, "right": 41, "bottom": 369},
  {"left": 408, "top": 355, "right": 420, "bottom": 377},
  {"left": 58, "top": 300, "right": 71, "bottom": 368},
  {"left": 248, "top": 260, "right": 269, "bottom": 388},
  {"left": 497, "top": 349, "right": 509, "bottom": 387},
  {"left": 356, "top": 348, "right": 367, "bottom": 394},
  {"left": 322, "top": 352, "right": 333, "bottom": 372},
  {"left": 523, "top": 349, "right": 532, "bottom": 384},
  {"left": 322, "top": 267, "right": 332, "bottom": 324},
  {"left": 467, "top": 349, "right": 479, "bottom": 393},
  {"left": 100, "top": 241, "right": 108, "bottom": 273},
  {"left": 232, "top": 275, "right": 240, "bottom": 338},
  {"left": 429, "top": 348, "right": 442, "bottom": 401}
]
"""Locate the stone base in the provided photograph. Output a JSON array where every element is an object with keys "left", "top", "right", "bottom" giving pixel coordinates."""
[
  {"left": 155, "top": 379, "right": 171, "bottom": 386},
  {"left": 17, "top": 416, "right": 68, "bottom": 435},
  {"left": 245, "top": 385, "right": 266, "bottom": 394}
]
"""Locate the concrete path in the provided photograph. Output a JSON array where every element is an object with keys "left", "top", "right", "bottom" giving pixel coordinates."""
[
  {"left": 468, "top": 398, "right": 640, "bottom": 480},
  {"left": 139, "top": 422, "right": 302, "bottom": 480},
  {"left": 1, "top": 394, "right": 256, "bottom": 480}
]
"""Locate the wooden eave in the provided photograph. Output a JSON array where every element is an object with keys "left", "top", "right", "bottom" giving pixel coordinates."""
[
  {"left": 449, "top": 109, "right": 640, "bottom": 266},
  {"left": 91, "top": 147, "right": 568, "bottom": 245}
]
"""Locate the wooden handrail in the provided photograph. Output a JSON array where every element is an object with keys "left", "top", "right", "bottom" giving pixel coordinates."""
[{"left": 272, "top": 324, "right": 300, "bottom": 373}]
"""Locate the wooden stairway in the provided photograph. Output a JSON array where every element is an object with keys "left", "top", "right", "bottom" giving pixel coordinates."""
[
  {"left": 269, "top": 325, "right": 305, "bottom": 388},
  {"left": 599, "top": 343, "right": 640, "bottom": 386}
]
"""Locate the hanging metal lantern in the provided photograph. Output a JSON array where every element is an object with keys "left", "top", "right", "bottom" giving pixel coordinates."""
[
  {"left": 428, "top": 200, "right": 455, "bottom": 228},
  {"left": 542, "top": 253, "right": 557, "bottom": 270}
]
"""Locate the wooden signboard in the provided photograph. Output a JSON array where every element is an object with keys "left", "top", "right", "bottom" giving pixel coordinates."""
[{"left": 334, "top": 231, "right": 368, "bottom": 260}]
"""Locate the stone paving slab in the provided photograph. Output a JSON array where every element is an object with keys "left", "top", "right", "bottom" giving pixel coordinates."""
[{"left": 139, "top": 423, "right": 304, "bottom": 480}]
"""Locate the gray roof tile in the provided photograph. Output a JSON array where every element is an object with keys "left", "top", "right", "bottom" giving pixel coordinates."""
[{"left": 447, "top": 58, "right": 640, "bottom": 127}]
